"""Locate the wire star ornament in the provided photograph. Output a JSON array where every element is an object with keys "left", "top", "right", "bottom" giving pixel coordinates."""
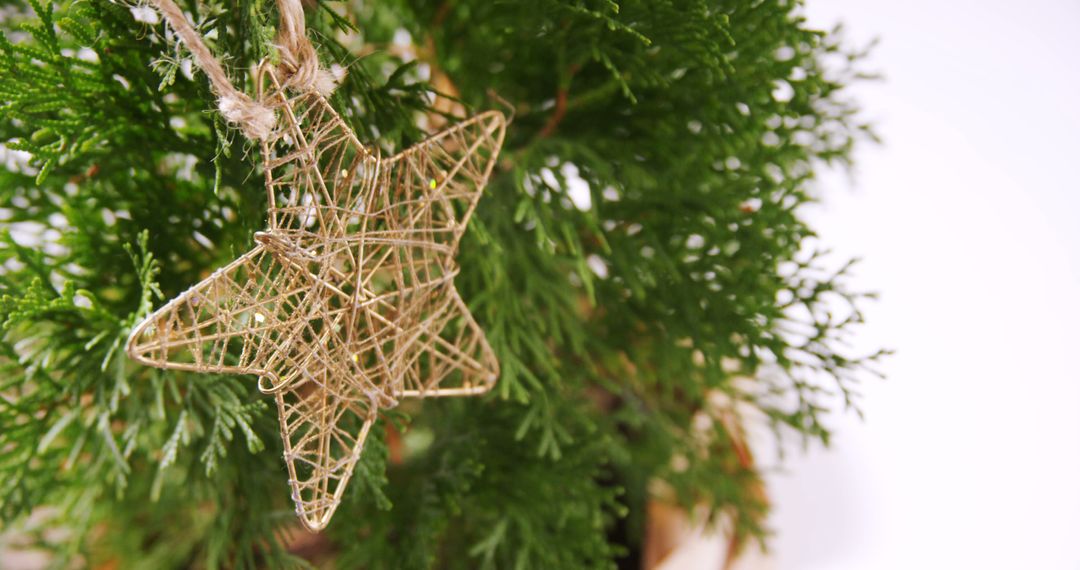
[{"left": 126, "top": 64, "right": 505, "bottom": 531}]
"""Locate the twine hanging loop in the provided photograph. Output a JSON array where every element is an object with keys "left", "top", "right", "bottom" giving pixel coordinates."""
[{"left": 149, "top": 0, "right": 341, "bottom": 140}]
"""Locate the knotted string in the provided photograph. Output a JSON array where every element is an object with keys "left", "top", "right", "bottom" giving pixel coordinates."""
[{"left": 150, "top": 0, "right": 342, "bottom": 141}]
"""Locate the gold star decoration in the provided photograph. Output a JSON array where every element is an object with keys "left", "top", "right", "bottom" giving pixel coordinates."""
[{"left": 126, "top": 64, "right": 505, "bottom": 531}]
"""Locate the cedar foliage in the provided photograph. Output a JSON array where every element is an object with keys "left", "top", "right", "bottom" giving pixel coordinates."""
[{"left": 0, "top": 0, "right": 883, "bottom": 567}]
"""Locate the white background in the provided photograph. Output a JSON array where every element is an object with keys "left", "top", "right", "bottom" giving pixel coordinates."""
[{"left": 764, "top": 1, "right": 1080, "bottom": 569}]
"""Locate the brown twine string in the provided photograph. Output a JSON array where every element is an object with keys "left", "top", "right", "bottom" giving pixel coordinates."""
[{"left": 149, "top": 0, "right": 341, "bottom": 140}]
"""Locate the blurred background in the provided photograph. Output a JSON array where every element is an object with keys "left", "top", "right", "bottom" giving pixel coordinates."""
[
  {"left": 760, "top": 1, "right": 1080, "bottom": 568},
  {"left": 614, "top": 2, "right": 1080, "bottom": 567}
]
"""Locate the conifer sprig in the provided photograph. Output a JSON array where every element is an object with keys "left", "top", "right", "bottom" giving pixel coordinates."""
[{"left": 1, "top": 0, "right": 880, "bottom": 567}]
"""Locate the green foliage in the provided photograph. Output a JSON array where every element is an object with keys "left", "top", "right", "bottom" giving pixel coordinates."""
[{"left": 0, "top": 0, "right": 883, "bottom": 567}]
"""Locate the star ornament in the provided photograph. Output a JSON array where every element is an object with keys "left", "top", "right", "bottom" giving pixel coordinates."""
[{"left": 126, "top": 66, "right": 505, "bottom": 531}]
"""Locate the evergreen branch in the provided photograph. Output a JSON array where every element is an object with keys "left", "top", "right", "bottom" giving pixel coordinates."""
[{"left": 0, "top": 0, "right": 881, "bottom": 566}]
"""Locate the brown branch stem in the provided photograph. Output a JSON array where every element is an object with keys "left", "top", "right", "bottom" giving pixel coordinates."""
[{"left": 537, "top": 87, "right": 568, "bottom": 138}]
